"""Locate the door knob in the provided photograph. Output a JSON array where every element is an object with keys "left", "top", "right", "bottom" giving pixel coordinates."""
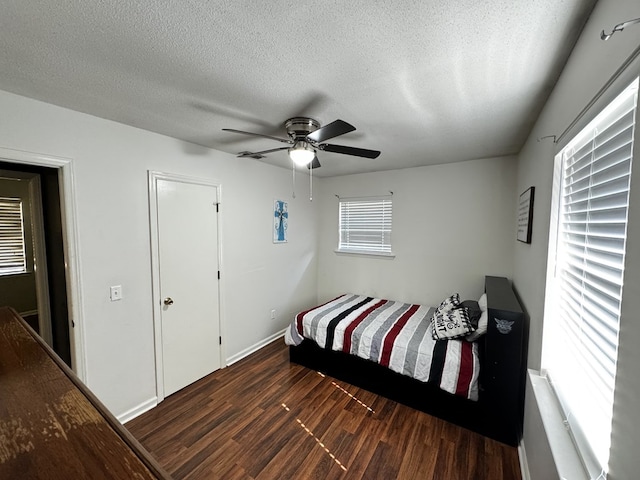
[{"left": 163, "top": 297, "right": 174, "bottom": 306}]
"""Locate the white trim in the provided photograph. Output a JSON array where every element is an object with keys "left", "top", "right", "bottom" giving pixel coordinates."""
[
  {"left": 0, "top": 147, "right": 87, "bottom": 382},
  {"left": 147, "top": 172, "right": 164, "bottom": 401},
  {"left": 334, "top": 249, "right": 396, "bottom": 258},
  {"left": 518, "top": 439, "right": 531, "bottom": 480},
  {"left": 116, "top": 397, "right": 158, "bottom": 424},
  {"left": 28, "top": 174, "right": 53, "bottom": 347},
  {"left": 226, "top": 328, "right": 286, "bottom": 366},
  {"left": 216, "top": 184, "right": 227, "bottom": 369},
  {"left": 528, "top": 370, "right": 588, "bottom": 480},
  {"left": 18, "top": 309, "right": 39, "bottom": 317},
  {"left": 147, "top": 171, "right": 224, "bottom": 403}
]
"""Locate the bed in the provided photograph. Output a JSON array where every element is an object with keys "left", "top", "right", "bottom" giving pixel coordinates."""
[{"left": 285, "top": 276, "right": 527, "bottom": 446}]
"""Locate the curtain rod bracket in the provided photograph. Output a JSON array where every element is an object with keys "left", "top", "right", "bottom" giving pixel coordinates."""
[
  {"left": 601, "top": 17, "right": 640, "bottom": 41},
  {"left": 537, "top": 135, "right": 557, "bottom": 143}
]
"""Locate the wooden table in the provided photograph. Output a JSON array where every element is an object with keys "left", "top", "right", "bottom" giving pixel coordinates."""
[{"left": 0, "top": 306, "right": 170, "bottom": 479}]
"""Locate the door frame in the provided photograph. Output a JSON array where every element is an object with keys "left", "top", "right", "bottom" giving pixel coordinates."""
[
  {"left": 148, "top": 170, "right": 225, "bottom": 403},
  {"left": 29, "top": 174, "right": 53, "bottom": 346},
  {"left": 0, "top": 146, "right": 87, "bottom": 381}
]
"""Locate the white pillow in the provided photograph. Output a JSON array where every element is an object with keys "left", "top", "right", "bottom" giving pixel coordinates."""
[
  {"left": 478, "top": 293, "right": 487, "bottom": 311},
  {"left": 466, "top": 293, "right": 488, "bottom": 342}
]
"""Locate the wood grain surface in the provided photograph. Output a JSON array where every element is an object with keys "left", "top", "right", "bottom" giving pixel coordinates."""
[
  {"left": 0, "top": 307, "right": 169, "bottom": 479},
  {"left": 127, "top": 338, "right": 522, "bottom": 479}
]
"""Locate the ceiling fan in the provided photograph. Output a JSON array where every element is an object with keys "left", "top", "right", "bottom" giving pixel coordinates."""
[{"left": 222, "top": 117, "right": 380, "bottom": 169}]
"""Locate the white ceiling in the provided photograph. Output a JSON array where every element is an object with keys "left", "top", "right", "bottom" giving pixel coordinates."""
[{"left": 0, "top": 1, "right": 596, "bottom": 177}]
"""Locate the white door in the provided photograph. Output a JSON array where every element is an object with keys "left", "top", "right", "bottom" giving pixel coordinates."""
[{"left": 156, "top": 177, "right": 221, "bottom": 397}]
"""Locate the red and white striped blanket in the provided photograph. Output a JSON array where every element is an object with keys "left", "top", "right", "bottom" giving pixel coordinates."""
[{"left": 285, "top": 294, "right": 480, "bottom": 400}]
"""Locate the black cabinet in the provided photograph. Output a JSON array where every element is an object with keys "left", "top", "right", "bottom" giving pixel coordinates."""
[{"left": 481, "top": 276, "right": 527, "bottom": 446}]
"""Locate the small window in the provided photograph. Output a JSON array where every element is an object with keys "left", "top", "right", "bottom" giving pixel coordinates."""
[
  {"left": 0, "top": 197, "right": 27, "bottom": 276},
  {"left": 338, "top": 196, "right": 392, "bottom": 256}
]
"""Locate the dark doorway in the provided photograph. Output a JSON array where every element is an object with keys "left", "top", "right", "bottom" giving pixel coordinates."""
[{"left": 0, "top": 161, "right": 71, "bottom": 367}]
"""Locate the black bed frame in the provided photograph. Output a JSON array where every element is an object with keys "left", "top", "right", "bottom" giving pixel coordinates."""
[{"left": 289, "top": 276, "right": 528, "bottom": 446}]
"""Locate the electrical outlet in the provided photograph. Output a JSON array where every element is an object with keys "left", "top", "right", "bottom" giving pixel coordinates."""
[
  {"left": 270, "top": 309, "right": 276, "bottom": 319},
  {"left": 110, "top": 285, "right": 123, "bottom": 301}
]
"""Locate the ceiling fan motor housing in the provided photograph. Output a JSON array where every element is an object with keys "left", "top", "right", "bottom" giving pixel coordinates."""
[{"left": 285, "top": 117, "right": 320, "bottom": 140}]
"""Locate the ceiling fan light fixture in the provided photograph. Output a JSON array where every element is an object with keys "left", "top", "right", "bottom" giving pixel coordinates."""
[{"left": 289, "top": 142, "right": 315, "bottom": 166}]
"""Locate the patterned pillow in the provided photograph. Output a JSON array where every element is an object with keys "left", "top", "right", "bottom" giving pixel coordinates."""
[
  {"left": 435, "top": 293, "right": 460, "bottom": 315},
  {"left": 431, "top": 306, "right": 476, "bottom": 340}
]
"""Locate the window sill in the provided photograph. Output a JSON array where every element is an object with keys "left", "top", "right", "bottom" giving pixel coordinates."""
[
  {"left": 0, "top": 270, "right": 31, "bottom": 278},
  {"left": 334, "top": 249, "right": 396, "bottom": 259},
  {"left": 528, "top": 370, "right": 588, "bottom": 480}
]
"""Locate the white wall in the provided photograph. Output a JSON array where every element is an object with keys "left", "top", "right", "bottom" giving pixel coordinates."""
[
  {"left": 316, "top": 156, "right": 516, "bottom": 305},
  {"left": 513, "top": 0, "right": 640, "bottom": 478},
  {"left": 0, "top": 90, "right": 318, "bottom": 418}
]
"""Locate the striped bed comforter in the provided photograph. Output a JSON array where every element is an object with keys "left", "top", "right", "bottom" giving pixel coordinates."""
[{"left": 285, "top": 294, "right": 480, "bottom": 400}]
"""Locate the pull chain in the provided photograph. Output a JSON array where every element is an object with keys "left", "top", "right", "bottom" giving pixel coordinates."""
[
  {"left": 309, "top": 160, "right": 313, "bottom": 201},
  {"left": 291, "top": 162, "right": 296, "bottom": 198}
]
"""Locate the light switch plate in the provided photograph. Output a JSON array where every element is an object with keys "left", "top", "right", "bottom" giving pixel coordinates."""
[{"left": 110, "top": 285, "right": 123, "bottom": 301}]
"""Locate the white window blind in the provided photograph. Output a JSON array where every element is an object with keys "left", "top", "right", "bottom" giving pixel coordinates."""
[
  {"left": 338, "top": 196, "right": 392, "bottom": 255},
  {"left": 544, "top": 78, "right": 638, "bottom": 477},
  {"left": 0, "top": 197, "right": 27, "bottom": 276}
]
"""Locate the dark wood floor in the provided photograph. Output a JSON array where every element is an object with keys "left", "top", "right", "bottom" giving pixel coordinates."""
[{"left": 126, "top": 339, "right": 522, "bottom": 480}]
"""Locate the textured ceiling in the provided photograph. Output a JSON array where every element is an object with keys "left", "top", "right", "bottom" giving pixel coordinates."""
[{"left": 0, "top": 1, "right": 595, "bottom": 177}]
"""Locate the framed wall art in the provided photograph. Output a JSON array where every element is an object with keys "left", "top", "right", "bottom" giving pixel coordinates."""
[
  {"left": 517, "top": 187, "right": 535, "bottom": 244},
  {"left": 273, "top": 199, "right": 288, "bottom": 243}
]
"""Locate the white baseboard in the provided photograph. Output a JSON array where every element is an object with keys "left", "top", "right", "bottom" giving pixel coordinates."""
[
  {"left": 116, "top": 330, "right": 285, "bottom": 423},
  {"left": 117, "top": 396, "right": 158, "bottom": 424},
  {"left": 519, "top": 438, "right": 531, "bottom": 480},
  {"left": 226, "top": 328, "right": 286, "bottom": 366}
]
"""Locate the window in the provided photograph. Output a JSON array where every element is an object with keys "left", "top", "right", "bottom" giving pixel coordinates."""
[
  {"left": 543, "top": 78, "right": 638, "bottom": 477},
  {"left": 0, "top": 197, "right": 27, "bottom": 275},
  {"left": 338, "top": 196, "right": 392, "bottom": 255}
]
